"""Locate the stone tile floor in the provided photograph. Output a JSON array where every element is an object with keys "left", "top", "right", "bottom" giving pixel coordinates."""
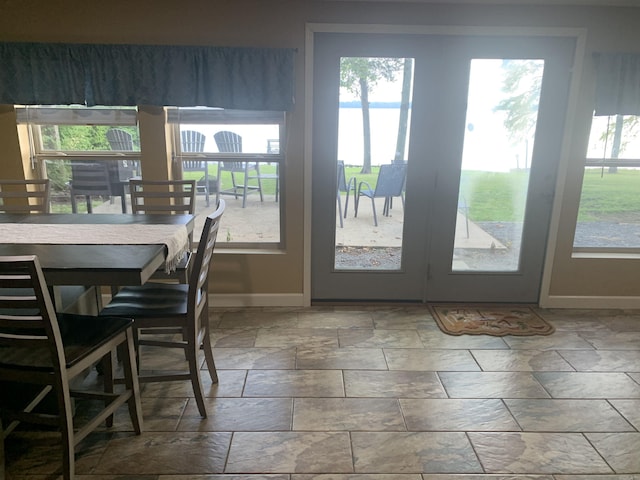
[{"left": 4, "top": 305, "right": 640, "bottom": 479}]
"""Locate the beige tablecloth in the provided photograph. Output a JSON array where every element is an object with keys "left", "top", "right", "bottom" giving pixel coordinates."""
[{"left": 0, "top": 223, "right": 189, "bottom": 273}]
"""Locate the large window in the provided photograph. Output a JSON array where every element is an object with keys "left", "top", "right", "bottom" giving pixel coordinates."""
[
  {"left": 18, "top": 105, "right": 285, "bottom": 248},
  {"left": 574, "top": 113, "right": 640, "bottom": 250},
  {"left": 170, "top": 108, "right": 284, "bottom": 247},
  {"left": 17, "top": 105, "right": 140, "bottom": 214}
]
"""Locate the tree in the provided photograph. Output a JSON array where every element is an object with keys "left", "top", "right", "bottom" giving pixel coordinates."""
[
  {"left": 493, "top": 60, "right": 544, "bottom": 169},
  {"left": 394, "top": 58, "right": 413, "bottom": 163},
  {"left": 340, "top": 57, "right": 404, "bottom": 173}
]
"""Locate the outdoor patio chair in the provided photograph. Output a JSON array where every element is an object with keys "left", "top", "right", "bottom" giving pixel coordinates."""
[
  {"left": 0, "top": 179, "right": 50, "bottom": 213},
  {"left": 214, "top": 130, "right": 263, "bottom": 208},
  {"left": 0, "top": 255, "right": 143, "bottom": 480},
  {"left": 181, "top": 130, "right": 210, "bottom": 207},
  {"left": 106, "top": 127, "right": 140, "bottom": 183},
  {"left": 354, "top": 162, "right": 407, "bottom": 226},
  {"left": 336, "top": 161, "right": 356, "bottom": 228},
  {"left": 99, "top": 200, "right": 225, "bottom": 418},
  {"left": 69, "top": 161, "right": 114, "bottom": 213}
]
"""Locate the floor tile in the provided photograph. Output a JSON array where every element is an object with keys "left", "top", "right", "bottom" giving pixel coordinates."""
[
  {"left": 468, "top": 432, "right": 613, "bottom": 474},
  {"left": 438, "top": 372, "right": 550, "bottom": 398},
  {"left": 178, "top": 397, "right": 293, "bottom": 431},
  {"left": 226, "top": 432, "right": 354, "bottom": 473},
  {"left": 372, "top": 307, "right": 438, "bottom": 329},
  {"left": 559, "top": 349, "right": 640, "bottom": 371},
  {"left": 7, "top": 306, "right": 640, "bottom": 477},
  {"left": 586, "top": 432, "right": 640, "bottom": 473},
  {"left": 296, "top": 346, "right": 388, "bottom": 369},
  {"left": 384, "top": 348, "right": 481, "bottom": 371},
  {"left": 400, "top": 398, "right": 520, "bottom": 431},
  {"left": 533, "top": 372, "right": 640, "bottom": 398},
  {"left": 93, "top": 432, "right": 231, "bottom": 475},
  {"left": 471, "top": 349, "right": 574, "bottom": 371},
  {"left": 339, "top": 329, "right": 425, "bottom": 348},
  {"left": 293, "top": 398, "right": 405, "bottom": 430},
  {"left": 503, "top": 333, "right": 595, "bottom": 350},
  {"left": 297, "top": 310, "right": 374, "bottom": 328},
  {"left": 609, "top": 399, "right": 640, "bottom": 429},
  {"left": 344, "top": 370, "right": 446, "bottom": 397},
  {"left": 243, "top": 369, "right": 345, "bottom": 397},
  {"left": 418, "top": 330, "right": 509, "bottom": 349},
  {"left": 213, "top": 346, "right": 297, "bottom": 369},
  {"left": 351, "top": 431, "right": 482, "bottom": 473},
  {"left": 504, "top": 399, "right": 635, "bottom": 432},
  {"left": 255, "top": 328, "right": 339, "bottom": 348}
]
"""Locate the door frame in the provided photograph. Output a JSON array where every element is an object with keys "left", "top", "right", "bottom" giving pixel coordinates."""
[{"left": 304, "top": 23, "right": 586, "bottom": 305}]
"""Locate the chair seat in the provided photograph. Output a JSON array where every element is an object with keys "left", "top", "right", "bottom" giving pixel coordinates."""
[
  {"left": 0, "top": 314, "right": 133, "bottom": 372},
  {"left": 101, "top": 284, "right": 189, "bottom": 317}
]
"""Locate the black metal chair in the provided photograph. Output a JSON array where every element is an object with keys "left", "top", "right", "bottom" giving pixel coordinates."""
[
  {"left": 354, "top": 163, "right": 407, "bottom": 226},
  {"left": 336, "top": 161, "right": 356, "bottom": 228}
]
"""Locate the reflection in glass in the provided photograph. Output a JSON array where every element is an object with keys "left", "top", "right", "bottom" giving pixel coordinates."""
[{"left": 453, "top": 59, "right": 544, "bottom": 272}]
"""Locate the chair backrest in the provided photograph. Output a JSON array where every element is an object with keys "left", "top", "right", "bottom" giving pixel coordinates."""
[
  {"left": 107, "top": 128, "right": 134, "bottom": 151},
  {"left": 214, "top": 131, "right": 242, "bottom": 153},
  {"left": 129, "top": 179, "right": 196, "bottom": 215},
  {"left": 70, "top": 162, "right": 112, "bottom": 196},
  {"left": 0, "top": 255, "right": 62, "bottom": 374},
  {"left": 181, "top": 130, "right": 206, "bottom": 153},
  {"left": 0, "top": 179, "right": 50, "bottom": 213},
  {"left": 337, "top": 161, "right": 348, "bottom": 192},
  {"left": 188, "top": 199, "right": 225, "bottom": 330},
  {"left": 181, "top": 130, "right": 207, "bottom": 172},
  {"left": 373, "top": 163, "right": 407, "bottom": 197},
  {"left": 214, "top": 131, "right": 249, "bottom": 171}
]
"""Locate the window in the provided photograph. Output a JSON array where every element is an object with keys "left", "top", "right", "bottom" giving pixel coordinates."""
[
  {"left": 574, "top": 113, "right": 640, "bottom": 250},
  {"left": 170, "top": 107, "right": 285, "bottom": 247},
  {"left": 17, "top": 105, "right": 140, "bottom": 214}
]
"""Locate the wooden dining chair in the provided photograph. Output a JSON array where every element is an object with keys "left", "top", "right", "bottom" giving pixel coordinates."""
[
  {"left": 0, "top": 179, "right": 50, "bottom": 213},
  {"left": 0, "top": 255, "right": 143, "bottom": 480},
  {"left": 99, "top": 199, "right": 225, "bottom": 418},
  {"left": 129, "top": 178, "right": 197, "bottom": 282}
]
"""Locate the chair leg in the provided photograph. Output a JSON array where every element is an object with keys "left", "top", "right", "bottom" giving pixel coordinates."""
[
  {"left": 102, "top": 350, "right": 116, "bottom": 427},
  {"left": 56, "top": 383, "right": 76, "bottom": 480},
  {"left": 186, "top": 339, "right": 207, "bottom": 418},
  {"left": 216, "top": 162, "right": 222, "bottom": 205},
  {"left": 201, "top": 322, "right": 218, "bottom": 384},
  {"left": 337, "top": 193, "right": 344, "bottom": 228},
  {"left": 255, "top": 163, "right": 264, "bottom": 202},
  {"left": 371, "top": 197, "right": 378, "bottom": 226},
  {"left": 121, "top": 330, "right": 144, "bottom": 434}
]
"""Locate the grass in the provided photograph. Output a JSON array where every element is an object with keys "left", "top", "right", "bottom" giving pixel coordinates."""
[{"left": 344, "top": 165, "right": 640, "bottom": 223}]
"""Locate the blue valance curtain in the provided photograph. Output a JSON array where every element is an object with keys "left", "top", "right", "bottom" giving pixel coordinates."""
[
  {"left": 594, "top": 53, "right": 640, "bottom": 116},
  {"left": 0, "top": 42, "right": 295, "bottom": 111}
]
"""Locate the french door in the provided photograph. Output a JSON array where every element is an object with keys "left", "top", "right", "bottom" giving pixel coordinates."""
[{"left": 311, "top": 30, "right": 576, "bottom": 303}]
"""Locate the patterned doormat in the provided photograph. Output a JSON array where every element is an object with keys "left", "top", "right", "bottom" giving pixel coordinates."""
[{"left": 430, "top": 304, "right": 555, "bottom": 336}]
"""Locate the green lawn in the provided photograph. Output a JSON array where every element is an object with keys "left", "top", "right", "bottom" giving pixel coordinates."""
[{"left": 344, "top": 165, "right": 640, "bottom": 223}]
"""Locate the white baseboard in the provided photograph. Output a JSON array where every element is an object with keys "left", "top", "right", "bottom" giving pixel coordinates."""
[
  {"left": 541, "top": 295, "right": 640, "bottom": 309},
  {"left": 209, "top": 293, "right": 308, "bottom": 308}
]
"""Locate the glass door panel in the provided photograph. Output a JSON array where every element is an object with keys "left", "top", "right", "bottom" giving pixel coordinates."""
[
  {"left": 335, "top": 57, "right": 413, "bottom": 271},
  {"left": 453, "top": 59, "right": 544, "bottom": 272}
]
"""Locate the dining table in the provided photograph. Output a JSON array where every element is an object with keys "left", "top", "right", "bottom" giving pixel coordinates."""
[{"left": 0, "top": 213, "right": 195, "bottom": 288}]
